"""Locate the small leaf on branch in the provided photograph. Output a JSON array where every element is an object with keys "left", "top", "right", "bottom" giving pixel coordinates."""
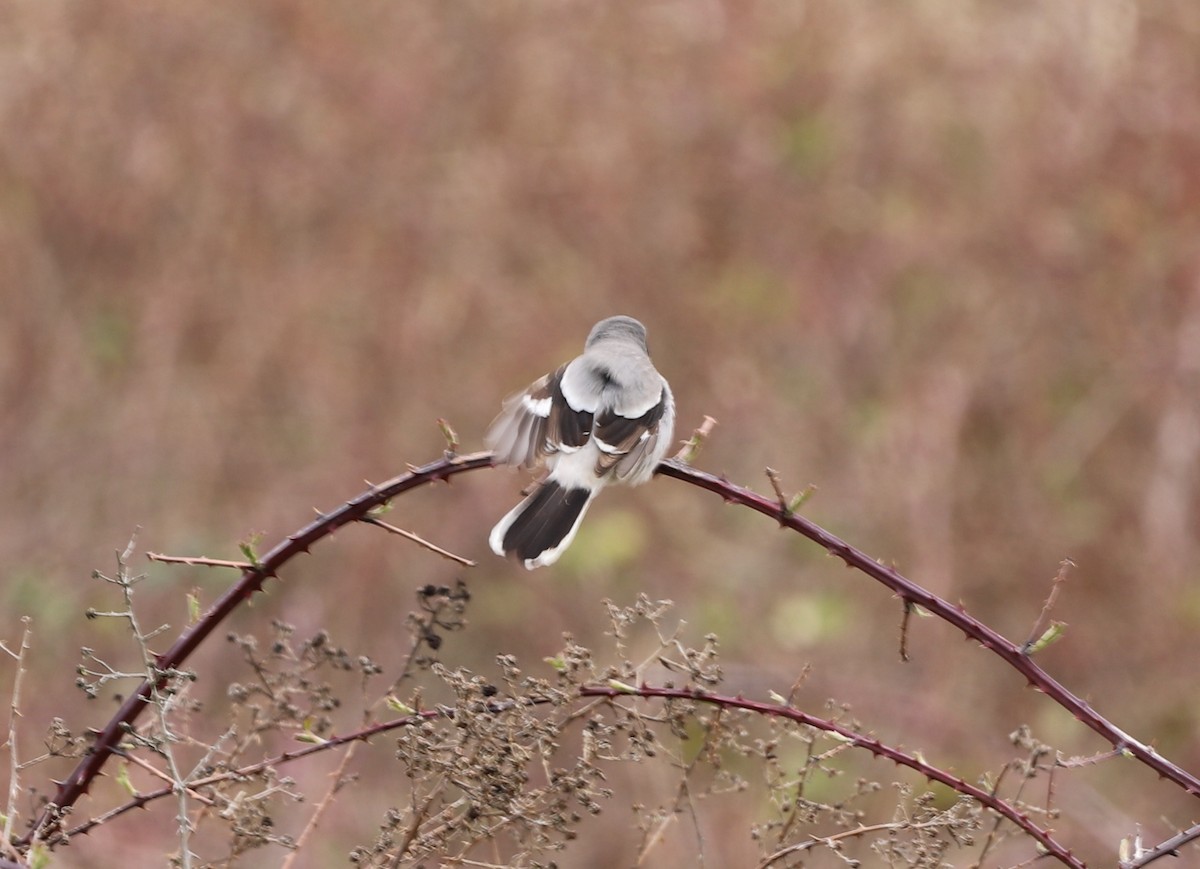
[
  {"left": 786, "top": 484, "right": 817, "bottom": 514},
  {"left": 29, "top": 843, "right": 49, "bottom": 869},
  {"left": 765, "top": 467, "right": 818, "bottom": 516},
  {"left": 238, "top": 532, "right": 265, "bottom": 569},
  {"left": 385, "top": 695, "right": 415, "bottom": 715},
  {"left": 607, "top": 679, "right": 637, "bottom": 693},
  {"left": 437, "top": 417, "right": 460, "bottom": 453},
  {"left": 1026, "top": 621, "right": 1067, "bottom": 655},
  {"left": 116, "top": 762, "right": 136, "bottom": 796}
]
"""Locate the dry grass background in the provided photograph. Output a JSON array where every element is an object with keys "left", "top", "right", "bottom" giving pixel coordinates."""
[{"left": 1, "top": 1, "right": 1199, "bottom": 866}]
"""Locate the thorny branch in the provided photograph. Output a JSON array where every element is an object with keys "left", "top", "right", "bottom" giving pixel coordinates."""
[
  {"left": 20, "top": 446, "right": 1200, "bottom": 867},
  {"left": 652, "top": 460, "right": 1200, "bottom": 802}
]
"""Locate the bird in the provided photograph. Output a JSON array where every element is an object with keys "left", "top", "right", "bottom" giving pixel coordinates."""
[{"left": 486, "top": 315, "right": 675, "bottom": 569}]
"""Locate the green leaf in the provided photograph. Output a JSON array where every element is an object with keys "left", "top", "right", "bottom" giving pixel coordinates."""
[
  {"left": 238, "top": 532, "right": 264, "bottom": 569},
  {"left": 386, "top": 695, "right": 415, "bottom": 715},
  {"left": 116, "top": 762, "right": 136, "bottom": 796},
  {"left": 29, "top": 842, "right": 50, "bottom": 869},
  {"left": 1027, "top": 620, "right": 1067, "bottom": 654}
]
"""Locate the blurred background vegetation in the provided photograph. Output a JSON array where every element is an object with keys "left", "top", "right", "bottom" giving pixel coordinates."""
[{"left": 2, "top": 1, "right": 1198, "bottom": 865}]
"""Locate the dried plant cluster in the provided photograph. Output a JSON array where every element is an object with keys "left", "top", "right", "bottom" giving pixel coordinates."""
[{"left": 27, "top": 574, "right": 1047, "bottom": 868}]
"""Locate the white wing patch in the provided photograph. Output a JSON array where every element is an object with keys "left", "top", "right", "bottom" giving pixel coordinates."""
[{"left": 522, "top": 394, "right": 553, "bottom": 417}]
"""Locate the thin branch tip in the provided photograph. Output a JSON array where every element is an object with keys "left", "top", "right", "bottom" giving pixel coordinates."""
[
  {"left": 359, "top": 516, "right": 476, "bottom": 567},
  {"left": 673, "top": 415, "right": 717, "bottom": 464}
]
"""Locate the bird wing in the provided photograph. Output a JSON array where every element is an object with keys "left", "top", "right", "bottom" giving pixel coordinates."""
[
  {"left": 594, "top": 381, "right": 674, "bottom": 483},
  {"left": 485, "top": 364, "right": 595, "bottom": 469}
]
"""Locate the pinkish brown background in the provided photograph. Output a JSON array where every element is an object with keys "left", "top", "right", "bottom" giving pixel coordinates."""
[{"left": 2, "top": 2, "right": 1199, "bottom": 866}]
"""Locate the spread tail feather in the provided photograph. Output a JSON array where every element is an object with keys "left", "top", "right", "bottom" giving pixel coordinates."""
[{"left": 489, "top": 479, "right": 597, "bottom": 570}]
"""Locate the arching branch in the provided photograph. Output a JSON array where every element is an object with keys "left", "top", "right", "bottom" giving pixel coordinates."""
[
  {"left": 654, "top": 459, "right": 1200, "bottom": 799},
  {"left": 23, "top": 448, "right": 1200, "bottom": 865}
]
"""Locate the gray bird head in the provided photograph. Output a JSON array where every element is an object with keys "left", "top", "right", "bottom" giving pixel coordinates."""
[{"left": 585, "top": 316, "right": 648, "bottom": 351}]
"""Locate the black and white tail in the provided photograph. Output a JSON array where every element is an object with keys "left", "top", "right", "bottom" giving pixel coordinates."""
[{"left": 488, "top": 475, "right": 599, "bottom": 570}]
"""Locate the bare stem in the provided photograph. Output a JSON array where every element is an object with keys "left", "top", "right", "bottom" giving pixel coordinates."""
[
  {"left": 147, "top": 553, "right": 254, "bottom": 570},
  {"left": 1, "top": 618, "right": 31, "bottom": 858},
  {"left": 360, "top": 516, "right": 476, "bottom": 566},
  {"left": 281, "top": 743, "right": 359, "bottom": 869}
]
